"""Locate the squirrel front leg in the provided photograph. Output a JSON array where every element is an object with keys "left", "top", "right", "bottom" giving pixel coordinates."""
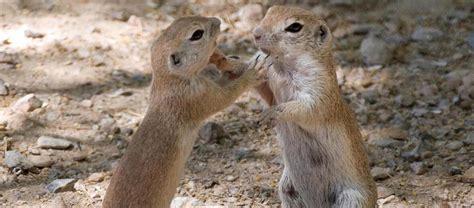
[
  {"left": 261, "top": 99, "right": 315, "bottom": 125},
  {"left": 209, "top": 49, "right": 247, "bottom": 79},
  {"left": 210, "top": 49, "right": 275, "bottom": 105},
  {"left": 255, "top": 82, "right": 274, "bottom": 106},
  {"left": 197, "top": 55, "right": 269, "bottom": 116}
]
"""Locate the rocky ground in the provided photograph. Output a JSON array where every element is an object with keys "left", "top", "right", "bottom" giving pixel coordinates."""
[{"left": 0, "top": 0, "right": 473, "bottom": 207}]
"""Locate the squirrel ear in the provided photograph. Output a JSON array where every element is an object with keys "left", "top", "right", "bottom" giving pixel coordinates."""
[
  {"left": 169, "top": 53, "right": 182, "bottom": 67},
  {"left": 317, "top": 25, "right": 329, "bottom": 42}
]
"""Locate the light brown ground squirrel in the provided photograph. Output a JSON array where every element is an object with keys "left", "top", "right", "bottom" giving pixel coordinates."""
[
  {"left": 253, "top": 6, "right": 377, "bottom": 208},
  {"left": 103, "top": 16, "right": 267, "bottom": 208}
]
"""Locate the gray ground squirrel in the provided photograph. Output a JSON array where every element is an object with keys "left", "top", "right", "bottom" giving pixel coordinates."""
[
  {"left": 103, "top": 16, "right": 268, "bottom": 208},
  {"left": 253, "top": 6, "right": 377, "bottom": 208}
]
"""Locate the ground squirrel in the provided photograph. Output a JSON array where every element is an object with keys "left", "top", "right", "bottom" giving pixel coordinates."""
[
  {"left": 103, "top": 16, "right": 267, "bottom": 208},
  {"left": 253, "top": 6, "right": 377, "bottom": 208}
]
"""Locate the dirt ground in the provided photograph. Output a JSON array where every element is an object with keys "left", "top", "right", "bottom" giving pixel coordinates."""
[{"left": 0, "top": 0, "right": 473, "bottom": 207}]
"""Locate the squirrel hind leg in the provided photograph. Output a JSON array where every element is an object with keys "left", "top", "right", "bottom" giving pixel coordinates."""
[
  {"left": 279, "top": 170, "right": 305, "bottom": 208},
  {"left": 333, "top": 188, "right": 369, "bottom": 208}
]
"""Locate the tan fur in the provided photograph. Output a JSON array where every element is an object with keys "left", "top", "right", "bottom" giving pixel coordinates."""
[
  {"left": 103, "top": 16, "right": 265, "bottom": 208},
  {"left": 253, "top": 6, "right": 377, "bottom": 208}
]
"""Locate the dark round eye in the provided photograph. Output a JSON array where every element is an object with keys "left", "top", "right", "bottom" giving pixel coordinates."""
[
  {"left": 285, "top": 22, "right": 303, "bottom": 33},
  {"left": 190, "top": 29, "right": 204, "bottom": 41}
]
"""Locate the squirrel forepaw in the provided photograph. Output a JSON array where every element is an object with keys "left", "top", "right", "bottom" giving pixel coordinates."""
[
  {"left": 246, "top": 54, "right": 272, "bottom": 85},
  {"left": 260, "top": 105, "right": 283, "bottom": 127}
]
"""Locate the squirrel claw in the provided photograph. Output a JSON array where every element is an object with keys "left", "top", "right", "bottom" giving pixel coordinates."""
[{"left": 260, "top": 106, "right": 281, "bottom": 127}]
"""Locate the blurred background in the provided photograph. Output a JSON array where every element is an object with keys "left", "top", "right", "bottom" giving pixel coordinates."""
[{"left": 0, "top": 0, "right": 473, "bottom": 207}]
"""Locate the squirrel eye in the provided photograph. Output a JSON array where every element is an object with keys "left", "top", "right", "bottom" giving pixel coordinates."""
[
  {"left": 285, "top": 22, "right": 303, "bottom": 33},
  {"left": 190, "top": 29, "right": 204, "bottom": 41}
]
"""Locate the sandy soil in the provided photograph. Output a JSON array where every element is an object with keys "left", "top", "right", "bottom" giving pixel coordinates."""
[{"left": 0, "top": 1, "right": 473, "bottom": 207}]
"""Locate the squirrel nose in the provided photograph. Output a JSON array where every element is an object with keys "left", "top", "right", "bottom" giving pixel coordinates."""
[{"left": 253, "top": 27, "right": 263, "bottom": 40}]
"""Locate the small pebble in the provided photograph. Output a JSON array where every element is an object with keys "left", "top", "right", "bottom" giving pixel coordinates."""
[
  {"left": 28, "top": 155, "right": 54, "bottom": 168},
  {"left": 371, "top": 167, "right": 392, "bottom": 180},
  {"left": 37, "top": 136, "right": 73, "bottom": 150},
  {"left": 410, "top": 162, "right": 427, "bottom": 175},
  {"left": 80, "top": 99, "right": 93, "bottom": 108},
  {"left": 226, "top": 175, "right": 238, "bottom": 182},
  {"left": 46, "top": 179, "right": 76, "bottom": 193},
  {"left": 448, "top": 166, "right": 462, "bottom": 176},
  {"left": 24, "top": 30, "right": 45, "bottom": 39},
  {"left": 446, "top": 141, "right": 463, "bottom": 151}
]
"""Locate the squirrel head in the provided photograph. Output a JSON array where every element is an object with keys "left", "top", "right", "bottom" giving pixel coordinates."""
[
  {"left": 253, "top": 6, "right": 332, "bottom": 61},
  {"left": 151, "top": 16, "right": 221, "bottom": 77}
]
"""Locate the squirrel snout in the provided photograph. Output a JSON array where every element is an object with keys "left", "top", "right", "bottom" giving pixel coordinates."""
[{"left": 253, "top": 27, "right": 264, "bottom": 40}]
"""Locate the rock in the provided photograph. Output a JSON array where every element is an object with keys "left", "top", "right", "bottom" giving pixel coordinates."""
[
  {"left": 311, "top": 6, "right": 331, "bottom": 19},
  {"left": 464, "top": 133, "right": 474, "bottom": 145},
  {"left": 462, "top": 166, "right": 474, "bottom": 182},
  {"left": 234, "top": 147, "right": 252, "bottom": 160},
  {"left": 395, "top": 95, "right": 415, "bottom": 107},
  {"left": 371, "top": 167, "right": 392, "bottom": 180},
  {"left": 448, "top": 166, "right": 462, "bottom": 176},
  {"left": 410, "top": 162, "right": 427, "bottom": 175},
  {"left": 49, "top": 196, "right": 67, "bottom": 208},
  {"left": 0, "top": 52, "right": 18, "bottom": 65},
  {"left": 466, "top": 31, "right": 474, "bottom": 49},
  {"left": 0, "top": 79, "right": 8, "bottom": 96},
  {"left": 368, "top": 129, "right": 406, "bottom": 148},
  {"left": 4, "top": 150, "right": 33, "bottom": 170},
  {"left": 86, "top": 172, "right": 106, "bottom": 182},
  {"left": 0, "top": 108, "right": 33, "bottom": 131},
  {"left": 110, "top": 88, "right": 133, "bottom": 97},
  {"left": 226, "top": 175, "right": 238, "bottom": 182},
  {"left": 170, "top": 196, "right": 203, "bottom": 208},
  {"left": 235, "top": 4, "right": 263, "bottom": 31},
  {"left": 361, "top": 90, "right": 378, "bottom": 104},
  {"left": 359, "top": 36, "right": 392, "bottom": 65},
  {"left": 198, "top": 122, "right": 226, "bottom": 144},
  {"left": 77, "top": 48, "right": 90, "bottom": 59},
  {"left": 421, "top": 151, "right": 433, "bottom": 159},
  {"left": 462, "top": 72, "right": 474, "bottom": 86},
  {"left": 377, "top": 186, "right": 394, "bottom": 199},
  {"left": 238, "top": 4, "right": 263, "bottom": 23},
  {"left": 37, "top": 136, "right": 73, "bottom": 150},
  {"left": 369, "top": 138, "right": 403, "bottom": 148},
  {"left": 28, "top": 155, "right": 54, "bottom": 168},
  {"left": 46, "top": 179, "right": 76, "bottom": 193},
  {"left": 120, "top": 127, "right": 134, "bottom": 136},
  {"left": 91, "top": 54, "right": 106, "bottom": 67},
  {"left": 24, "top": 30, "right": 45, "bottom": 39},
  {"left": 380, "top": 128, "right": 409, "bottom": 140},
  {"left": 447, "top": 10, "right": 470, "bottom": 21},
  {"left": 329, "top": 0, "right": 356, "bottom": 5},
  {"left": 401, "top": 151, "right": 420, "bottom": 162},
  {"left": 411, "top": 27, "right": 443, "bottom": 42},
  {"left": 79, "top": 99, "right": 93, "bottom": 108},
  {"left": 411, "top": 58, "right": 447, "bottom": 70},
  {"left": 10, "top": 94, "right": 42, "bottom": 112},
  {"left": 72, "top": 152, "right": 87, "bottom": 161},
  {"left": 99, "top": 116, "right": 116, "bottom": 133},
  {"left": 385, "top": 33, "right": 408, "bottom": 45},
  {"left": 352, "top": 24, "right": 382, "bottom": 35},
  {"left": 46, "top": 112, "right": 60, "bottom": 122},
  {"left": 28, "top": 147, "right": 40, "bottom": 155},
  {"left": 412, "top": 108, "right": 428, "bottom": 117},
  {"left": 446, "top": 141, "right": 463, "bottom": 151},
  {"left": 110, "top": 11, "right": 131, "bottom": 22}
]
